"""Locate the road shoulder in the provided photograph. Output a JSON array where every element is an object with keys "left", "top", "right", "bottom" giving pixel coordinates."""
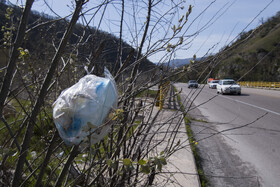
[{"left": 146, "top": 86, "right": 200, "bottom": 186}]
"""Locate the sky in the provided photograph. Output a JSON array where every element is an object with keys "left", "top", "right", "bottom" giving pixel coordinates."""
[{"left": 7, "top": 0, "right": 280, "bottom": 63}]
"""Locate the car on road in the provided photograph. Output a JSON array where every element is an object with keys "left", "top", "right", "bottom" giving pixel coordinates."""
[
  {"left": 188, "top": 80, "right": 198, "bottom": 88},
  {"left": 216, "top": 79, "right": 241, "bottom": 95},
  {"left": 209, "top": 80, "right": 219, "bottom": 89}
]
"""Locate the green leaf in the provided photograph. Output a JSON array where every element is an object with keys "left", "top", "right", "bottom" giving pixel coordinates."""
[
  {"left": 140, "top": 165, "right": 150, "bottom": 174},
  {"left": 160, "top": 157, "right": 167, "bottom": 165},
  {"left": 138, "top": 159, "right": 147, "bottom": 165},
  {"left": 154, "top": 157, "right": 160, "bottom": 165},
  {"left": 123, "top": 158, "right": 131, "bottom": 166},
  {"left": 106, "top": 159, "right": 112, "bottom": 166}
]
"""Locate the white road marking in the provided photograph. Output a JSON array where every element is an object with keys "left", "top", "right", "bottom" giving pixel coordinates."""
[
  {"left": 223, "top": 96, "right": 280, "bottom": 116},
  {"left": 205, "top": 89, "right": 280, "bottom": 116},
  {"left": 177, "top": 83, "right": 280, "bottom": 116}
]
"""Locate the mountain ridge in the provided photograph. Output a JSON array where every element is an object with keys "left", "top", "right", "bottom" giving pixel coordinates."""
[
  {"left": 161, "top": 57, "right": 202, "bottom": 68},
  {"left": 0, "top": 1, "right": 155, "bottom": 77}
]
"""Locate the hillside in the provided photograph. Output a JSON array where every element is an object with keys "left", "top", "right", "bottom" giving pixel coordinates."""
[
  {"left": 0, "top": 1, "right": 155, "bottom": 85},
  {"left": 162, "top": 57, "right": 202, "bottom": 68},
  {"left": 164, "top": 58, "right": 191, "bottom": 68},
  {"left": 210, "top": 11, "right": 280, "bottom": 81}
]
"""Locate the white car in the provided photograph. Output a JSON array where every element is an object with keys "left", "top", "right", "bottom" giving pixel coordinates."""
[
  {"left": 209, "top": 80, "right": 219, "bottom": 89},
  {"left": 217, "top": 79, "right": 241, "bottom": 95}
]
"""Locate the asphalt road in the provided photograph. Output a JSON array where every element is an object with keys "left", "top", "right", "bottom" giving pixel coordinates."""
[{"left": 175, "top": 83, "right": 280, "bottom": 187}]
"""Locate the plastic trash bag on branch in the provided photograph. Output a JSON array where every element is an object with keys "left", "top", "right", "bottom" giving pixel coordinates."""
[{"left": 53, "top": 68, "right": 118, "bottom": 145}]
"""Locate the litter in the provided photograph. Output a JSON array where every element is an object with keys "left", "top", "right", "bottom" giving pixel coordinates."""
[{"left": 53, "top": 68, "right": 118, "bottom": 145}]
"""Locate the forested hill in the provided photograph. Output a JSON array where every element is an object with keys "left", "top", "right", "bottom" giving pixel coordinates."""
[
  {"left": 0, "top": 1, "right": 155, "bottom": 77},
  {"left": 209, "top": 11, "right": 280, "bottom": 81}
]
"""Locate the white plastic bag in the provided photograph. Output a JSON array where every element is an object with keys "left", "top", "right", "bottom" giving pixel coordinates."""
[{"left": 53, "top": 68, "right": 118, "bottom": 145}]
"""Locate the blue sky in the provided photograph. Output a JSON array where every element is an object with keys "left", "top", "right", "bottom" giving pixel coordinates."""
[{"left": 8, "top": 0, "right": 280, "bottom": 63}]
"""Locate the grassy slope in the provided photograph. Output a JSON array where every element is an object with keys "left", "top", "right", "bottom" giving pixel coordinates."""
[
  {"left": 214, "top": 18, "right": 280, "bottom": 81},
  {"left": 238, "top": 25, "right": 280, "bottom": 53}
]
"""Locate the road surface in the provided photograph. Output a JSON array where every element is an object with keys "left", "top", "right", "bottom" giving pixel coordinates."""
[{"left": 175, "top": 83, "right": 280, "bottom": 187}]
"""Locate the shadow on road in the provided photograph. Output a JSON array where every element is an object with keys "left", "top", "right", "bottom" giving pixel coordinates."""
[
  {"left": 164, "top": 86, "right": 179, "bottom": 110},
  {"left": 221, "top": 94, "right": 250, "bottom": 97}
]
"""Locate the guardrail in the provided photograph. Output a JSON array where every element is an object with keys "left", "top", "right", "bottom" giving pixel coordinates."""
[{"left": 238, "top": 81, "right": 280, "bottom": 89}]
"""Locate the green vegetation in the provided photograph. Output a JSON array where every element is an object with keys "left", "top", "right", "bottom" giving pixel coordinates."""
[
  {"left": 171, "top": 11, "right": 280, "bottom": 83},
  {"left": 0, "top": 99, "right": 56, "bottom": 186},
  {"left": 0, "top": 1, "right": 164, "bottom": 185},
  {"left": 191, "top": 117, "right": 208, "bottom": 123},
  {"left": 184, "top": 117, "right": 209, "bottom": 187},
  {"left": 245, "top": 27, "right": 280, "bottom": 53},
  {"left": 4, "top": 0, "right": 279, "bottom": 186},
  {"left": 0, "top": 1, "right": 155, "bottom": 82},
  {"left": 210, "top": 11, "right": 280, "bottom": 81},
  {"left": 136, "top": 89, "right": 158, "bottom": 98},
  {"left": 174, "top": 86, "right": 209, "bottom": 187}
]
